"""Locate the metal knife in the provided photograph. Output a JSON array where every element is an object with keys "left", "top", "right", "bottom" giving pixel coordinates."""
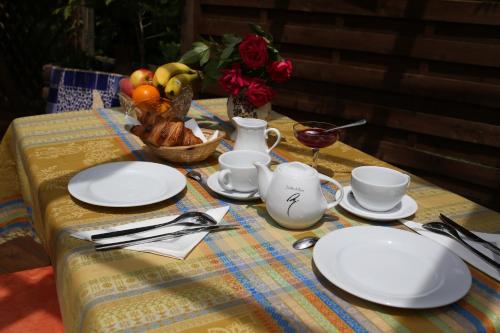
[
  {"left": 95, "top": 224, "right": 240, "bottom": 251},
  {"left": 440, "top": 214, "right": 500, "bottom": 255}
]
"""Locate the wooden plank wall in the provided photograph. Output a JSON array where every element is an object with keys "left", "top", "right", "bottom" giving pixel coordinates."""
[{"left": 182, "top": 0, "right": 500, "bottom": 210}]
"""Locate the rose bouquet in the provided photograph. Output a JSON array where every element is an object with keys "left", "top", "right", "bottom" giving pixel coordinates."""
[{"left": 180, "top": 24, "right": 292, "bottom": 117}]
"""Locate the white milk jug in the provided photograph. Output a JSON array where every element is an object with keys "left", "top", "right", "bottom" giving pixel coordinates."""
[{"left": 233, "top": 117, "right": 281, "bottom": 154}]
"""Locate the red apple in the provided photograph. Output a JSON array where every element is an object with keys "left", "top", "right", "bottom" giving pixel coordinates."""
[
  {"left": 119, "top": 78, "right": 134, "bottom": 97},
  {"left": 129, "top": 68, "right": 154, "bottom": 88}
]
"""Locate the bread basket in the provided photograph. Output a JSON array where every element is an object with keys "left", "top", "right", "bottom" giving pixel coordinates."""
[{"left": 144, "top": 128, "right": 226, "bottom": 163}]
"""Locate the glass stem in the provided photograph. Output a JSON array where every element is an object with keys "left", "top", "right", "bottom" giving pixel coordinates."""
[{"left": 312, "top": 148, "right": 320, "bottom": 169}]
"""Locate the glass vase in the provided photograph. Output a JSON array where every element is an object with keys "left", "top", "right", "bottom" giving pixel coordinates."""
[{"left": 227, "top": 94, "right": 271, "bottom": 121}]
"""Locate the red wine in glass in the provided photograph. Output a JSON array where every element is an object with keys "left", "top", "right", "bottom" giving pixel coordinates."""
[
  {"left": 293, "top": 121, "right": 339, "bottom": 170},
  {"left": 295, "top": 128, "right": 338, "bottom": 148}
]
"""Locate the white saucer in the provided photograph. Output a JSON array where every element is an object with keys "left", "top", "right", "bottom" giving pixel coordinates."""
[
  {"left": 339, "top": 186, "right": 417, "bottom": 221},
  {"left": 207, "top": 172, "right": 261, "bottom": 201}
]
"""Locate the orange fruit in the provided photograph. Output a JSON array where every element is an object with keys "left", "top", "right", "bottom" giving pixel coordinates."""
[{"left": 132, "top": 84, "right": 160, "bottom": 106}]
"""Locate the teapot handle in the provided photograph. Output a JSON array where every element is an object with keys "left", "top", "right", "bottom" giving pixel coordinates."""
[
  {"left": 319, "top": 174, "right": 345, "bottom": 209},
  {"left": 265, "top": 128, "right": 281, "bottom": 153}
]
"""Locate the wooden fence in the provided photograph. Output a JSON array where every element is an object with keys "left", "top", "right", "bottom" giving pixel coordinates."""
[{"left": 181, "top": 0, "right": 500, "bottom": 210}]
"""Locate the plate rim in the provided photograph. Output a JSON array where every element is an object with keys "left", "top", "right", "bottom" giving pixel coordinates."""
[
  {"left": 68, "top": 161, "right": 186, "bottom": 207},
  {"left": 339, "top": 186, "right": 417, "bottom": 221},
  {"left": 313, "top": 226, "right": 471, "bottom": 309}
]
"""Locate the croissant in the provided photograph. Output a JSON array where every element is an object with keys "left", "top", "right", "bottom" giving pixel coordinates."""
[
  {"left": 143, "top": 120, "right": 182, "bottom": 147},
  {"left": 130, "top": 124, "right": 147, "bottom": 138},
  {"left": 181, "top": 127, "right": 203, "bottom": 146}
]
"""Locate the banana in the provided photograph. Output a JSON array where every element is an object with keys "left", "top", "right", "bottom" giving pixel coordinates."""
[
  {"left": 164, "top": 72, "right": 200, "bottom": 98},
  {"left": 152, "top": 62, "right": 194, "bottom": 87}
]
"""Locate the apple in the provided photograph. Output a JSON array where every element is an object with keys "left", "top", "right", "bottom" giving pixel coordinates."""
[
  {"left": 129, "top": 68, "right": 154, "bottom": 88},
  {"left": 119, "top": 78, "right": 134, "bottom": 97}
]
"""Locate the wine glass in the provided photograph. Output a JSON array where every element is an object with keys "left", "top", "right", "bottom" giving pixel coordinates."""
[{"left": 293, "top": 121, "right": 339, "bottom": 171}]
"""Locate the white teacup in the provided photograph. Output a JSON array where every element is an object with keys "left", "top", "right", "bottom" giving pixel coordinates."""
[
  {"left": 351, "top": 166, "right": 410, "bottom": 212},
  {"left": 218, "top": 150, "right": 271, "bottom": 192}
]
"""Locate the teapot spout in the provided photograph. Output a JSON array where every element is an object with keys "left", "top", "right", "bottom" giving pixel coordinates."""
[{"left": 254, "top": 162, "right": 273, "bottom": 202}]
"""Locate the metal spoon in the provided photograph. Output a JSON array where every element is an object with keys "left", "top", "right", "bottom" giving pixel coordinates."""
[
  {"left": 186, "top": 170, "right": 218, "bottom": 197},
  {"left": 293, "top": 236, "right": 319, "bottom": 250},
  {"left": 422, "top": 222, "right": 500, "bottom": 269},
  {"left": 186, "top": 170, "right": 204, "bottom": 184},
  {"left": 91, "top": 211, "right": 216, "bottom": 240},
  {"left": 325, "top": 119, "right": 367, "bottom": 133}
]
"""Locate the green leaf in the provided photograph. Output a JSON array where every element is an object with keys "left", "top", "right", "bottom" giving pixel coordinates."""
[
  {"left": 179, "top": 49, "right": 201, "bottom": 65},
  {"left": 220, "top": 44, "right": 236, "bottom": 62},
  {"left": 63, "top": 6, "right": 72, "bottom": 20},
  {"left": 204, "top": 57, "right": 220, "bottom": 81},
  {"left": 268, "top": 46, "right": 279, "bottom": 61},
  {"left": 199, "top": 49, "right": 210, "bottom": 66},
  {"left": 222, "top": 34, "right": 241, "bottom": 45},
  {"left": 191, "top": 43, "right": 209, "bottom": 58},
  {"left": 192, "top": 41, "right": 208, "bottom": 50},
  {"left": 219, "top": 35, "right": 241, "bottom": 64},
  {"left": 249, "top": 23, "right": 273, "bottom": 42}
]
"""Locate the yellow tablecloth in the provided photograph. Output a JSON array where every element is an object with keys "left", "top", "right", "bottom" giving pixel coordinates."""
[{"left": 1, "top": 98, "right": 498, "bottom": 332}]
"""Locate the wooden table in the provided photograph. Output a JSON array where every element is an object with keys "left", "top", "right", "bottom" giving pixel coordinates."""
[{"left": 0, "top": 98, "right": 498, "bottom": 332}]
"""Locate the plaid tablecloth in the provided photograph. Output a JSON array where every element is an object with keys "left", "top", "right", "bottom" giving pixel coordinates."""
[{"left": 1, "top": 98, "right": 499, "bottom": 332}]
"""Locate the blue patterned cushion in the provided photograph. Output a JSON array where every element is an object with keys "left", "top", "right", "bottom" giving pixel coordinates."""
[{"left": 46, "top": 66, "right": 125, "bottom": 113}]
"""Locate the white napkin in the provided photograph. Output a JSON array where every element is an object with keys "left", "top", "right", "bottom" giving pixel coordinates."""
[
  {"left": 71, "top": 206, "right": 230, "bottom": 259},
  {"left": 402, "top": 220, "right": 500, "bottom": 281},
  {"left": 185, "top": 118, "right": 219, "bottom": 142}
]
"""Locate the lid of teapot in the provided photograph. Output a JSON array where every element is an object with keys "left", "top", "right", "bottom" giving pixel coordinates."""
[{"left": 275, "top": 162, "right": 317, "bottom": 178}]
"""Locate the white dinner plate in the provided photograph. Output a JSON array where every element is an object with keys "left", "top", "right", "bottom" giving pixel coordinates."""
[
  {"left": 206, "top": 172, "right": 260, "bottom": 201},
  {"left": 68, "top": 161, "right": 186, "bottom": 207},
  {"left": 339, "top": 186, "right": 417, "bottom": 221},
  {"left": 313, "top": 226, "right": 471, "bottom": 308}
]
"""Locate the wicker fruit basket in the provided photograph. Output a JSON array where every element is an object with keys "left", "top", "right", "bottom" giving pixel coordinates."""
[
  {"left": 144, "top": 128, "right": 225, "bottom": 163},
  {"left": 118, "top": 84, "right": 193, "bottom": 120}
]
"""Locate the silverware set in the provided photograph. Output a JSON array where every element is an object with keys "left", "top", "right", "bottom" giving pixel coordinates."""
[
  {"left": 422, "top": 214, "right": 500, "bottom": 269},
  {"left": 92, "top": 211, "right": 240, "bottom": 251}
]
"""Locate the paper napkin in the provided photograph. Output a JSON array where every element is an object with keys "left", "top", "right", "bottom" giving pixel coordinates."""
[
  {"left": 72, "top": 206, "right": 230, "bottom": 259},
  {"left": 402, "top": 220, "right": 500, "bottom": 281}
]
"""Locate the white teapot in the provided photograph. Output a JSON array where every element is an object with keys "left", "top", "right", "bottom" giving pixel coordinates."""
[
  {"left": 254, "top": 162, "right": 344, "bottom": 229},
  {"left": 233, "top": 117, "right": 281, "bottom": 154}
]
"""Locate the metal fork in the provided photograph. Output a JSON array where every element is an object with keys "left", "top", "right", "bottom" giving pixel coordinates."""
[
  {"left": 90, "top": 211, "right": 217, "bottom": 240},
  {"left": 95, "top": 224, "right": 239, "bottom": 251},
  {"left": 422, "top": 222, "right": 500, "bottom": 269}
]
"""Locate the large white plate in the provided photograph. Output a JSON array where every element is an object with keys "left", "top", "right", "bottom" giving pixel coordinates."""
[
  {"left": 68, "top": 161, "right": 186, "bottom": 207},
  {"left": 313, "top": 226, "right": 471, "bottom": 308},
  {"left": 339, "top": 186, "right": 417, "bottom": 221}
]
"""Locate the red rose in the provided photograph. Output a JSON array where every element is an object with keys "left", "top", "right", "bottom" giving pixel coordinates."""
[
  {"left": 268, "top": 59, "right": 293, "bottom": 83},
  {"left": 245, "top": 79, "right": 275, "bottom": 107},
  {"left": 239, "top": 34, "right": 269, "bottom": 70},
  {"left": 218, "top": 64, "right": 247, "bottom": 96}
]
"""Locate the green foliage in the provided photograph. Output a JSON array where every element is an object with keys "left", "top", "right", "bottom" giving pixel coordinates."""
[{"left": 53, "top": 0, "right": 182, "bottom": 68}]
